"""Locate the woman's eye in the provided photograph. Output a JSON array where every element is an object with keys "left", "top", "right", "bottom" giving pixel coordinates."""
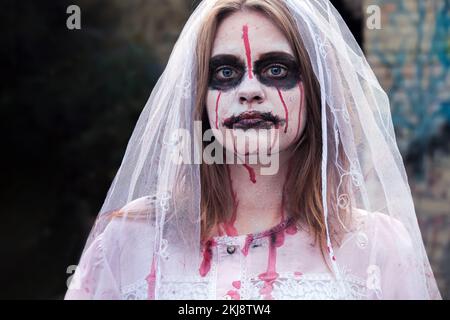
[
  {"left": 216, "top": 67, "right": 236, "bottom": 80},
  {"left": 265, "top": 65, "right": 288, "bottom": 78}
]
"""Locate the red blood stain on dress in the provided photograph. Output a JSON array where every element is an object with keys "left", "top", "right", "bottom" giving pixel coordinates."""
[
  {"left": 232, "top": 280, "right": 241, "bottom": 289},
  {"left": 199, "top": 239, "right": 217, "bottom": 277},
  {"left": 146, "top": 254, "right": 157, "bottom": 299},
  {"left": 257, "top": 226, "right": 287, "bottom": 299},
  {"left": 241, "top": 234, "right": 254, "bottom": 256},
  {"left": 226, "top": 290, "right": 241, "bottom": 300}
]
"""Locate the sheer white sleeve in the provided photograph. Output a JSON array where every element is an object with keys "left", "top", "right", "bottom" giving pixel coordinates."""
[{"left": 65, "top": 232, "right": 121, "bottom": 300}]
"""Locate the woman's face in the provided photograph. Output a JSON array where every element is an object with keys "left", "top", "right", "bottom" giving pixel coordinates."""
[{"left": 206, "top": 10, "right": 306, "bottom": 161}]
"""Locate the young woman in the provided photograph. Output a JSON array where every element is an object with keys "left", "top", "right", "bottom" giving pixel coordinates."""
[{"left": 65, "top": 0, "right": 442, "bottom": 300}]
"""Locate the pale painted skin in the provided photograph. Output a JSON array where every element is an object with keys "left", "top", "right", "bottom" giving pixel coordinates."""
[{"left": 205, "top": 10, "right": 307, "bottom": 235}]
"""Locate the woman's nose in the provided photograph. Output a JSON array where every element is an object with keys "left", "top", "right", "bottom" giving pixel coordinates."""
[{"left": 237, "top": 77, "right": 265, "bottom": 106}]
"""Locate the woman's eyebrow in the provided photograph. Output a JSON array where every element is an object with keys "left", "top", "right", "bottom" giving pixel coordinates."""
[
  {"left": 209, "top": 54, "right": 245, "bottom": 69},
  {"left": 255, "top": 51, "right": 297, "bottom": 64}
]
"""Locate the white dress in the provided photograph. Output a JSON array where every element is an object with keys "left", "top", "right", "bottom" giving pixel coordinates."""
[{"left": 65, "top": 208, "right": 425, "bottom": 300}]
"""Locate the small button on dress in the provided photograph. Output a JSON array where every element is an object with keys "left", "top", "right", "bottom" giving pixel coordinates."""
[{"left": 226, "top": 245, "right": 236, "bottom": 254}]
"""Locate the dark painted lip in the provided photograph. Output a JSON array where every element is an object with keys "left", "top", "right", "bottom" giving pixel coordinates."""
[
  {"left": 233, "top": 119, "right": 275, "bottom": 130},
  {"left": 223, "top": 111, "right": 284, "bottom": 130}
]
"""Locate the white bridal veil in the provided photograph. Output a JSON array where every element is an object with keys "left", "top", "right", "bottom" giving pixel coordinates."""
[{"left": 66, "top": 0, "right": 442, "bottom": 299}]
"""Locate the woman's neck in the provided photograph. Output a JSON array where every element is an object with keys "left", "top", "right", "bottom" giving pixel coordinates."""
[{"left": 222, "top": 148, "right": 294, "bottom": 236}]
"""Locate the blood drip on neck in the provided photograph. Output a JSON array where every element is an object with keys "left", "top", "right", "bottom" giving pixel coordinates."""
[{"left": 243, "top": 164, "right": 256, "bottom": 184}]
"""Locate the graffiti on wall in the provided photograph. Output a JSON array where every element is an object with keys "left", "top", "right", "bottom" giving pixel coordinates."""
[{"left": 365, "top": 0, "right": 450, "bottom": 298}]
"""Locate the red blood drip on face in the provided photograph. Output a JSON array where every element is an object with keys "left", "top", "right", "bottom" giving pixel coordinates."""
[
  {"left": 269, "top": 128, "right": 280, "bottom": 154},
  {"left": 215, "top": 91, "right": 222, "bottom": 129},
  {"left": 242, "top": 24, "right": 253, "bottom": 79},
  {"left": 295, "top": 83, "right": 304, "bottom": 140},
  {"left": 199, "top": 239, "right": 217, "bottom": 277},
  {"left": 277, "top": 88, "right": 289, "bottom": 133},
  {"left": 243, "top": 164, "right": 256, "bottom": 184},
  {"left": 241, "top": 234, "right": 254, "bottom": 256},
  {"left": 146, "top": 255, "right": 157, "bottom": 300}
]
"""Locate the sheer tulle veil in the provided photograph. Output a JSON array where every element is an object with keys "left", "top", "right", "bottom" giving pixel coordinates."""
[{"left": 65, "top": 0, "right": 442, "bottom": 300}]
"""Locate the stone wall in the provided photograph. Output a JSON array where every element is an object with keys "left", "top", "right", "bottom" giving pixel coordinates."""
[{"left": 364, "top": 0, "right": 450, "bottom": 298}]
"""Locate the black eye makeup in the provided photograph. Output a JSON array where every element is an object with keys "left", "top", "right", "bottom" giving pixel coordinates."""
[
  {"left": 208, "top": 51, "right": 301, "bottom": 91},
  {"left": 263, "top": 65, "right": 288, "bottom": 78},
  {"left": 253, "top": 52, "right": 301, "bottom": 89},
  {"left": 208, "top": 54, "right": 245, "bottom": 91}
]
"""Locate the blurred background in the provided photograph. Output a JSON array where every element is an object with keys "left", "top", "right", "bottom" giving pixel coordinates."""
[{"left": 1, "top": 0, "right": 448, "bottom": 299}]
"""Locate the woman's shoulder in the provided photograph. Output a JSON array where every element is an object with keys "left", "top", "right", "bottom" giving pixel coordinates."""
[
  {"left": 355, "top": 208, "right": 411, "bottom": 240},
  {"left": 92, "top": 197, "right": 155, "bottom": 257},
  {"left": 339, "top": 207, "right": 414, "bottom": 253}
]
